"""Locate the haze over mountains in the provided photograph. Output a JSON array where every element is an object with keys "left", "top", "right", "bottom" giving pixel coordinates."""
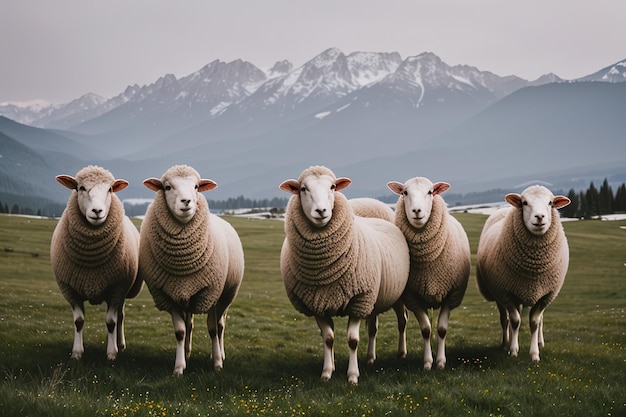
[{"left": 1, "top": 48, "right": 625, "bottom": 209}]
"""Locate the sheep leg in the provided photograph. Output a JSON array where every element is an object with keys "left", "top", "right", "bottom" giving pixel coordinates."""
[
  {"left": 105, "top": 304, "right": 119, "bottom": 361},
  {"left": 365, "top": 314, "right": 378, "bottom": 365},
  {"left": 185, "top": 312, "right": 194, "bottom": 359},
  {"left": 506, "top": 305, "right": 522, "bottom": 358},
  {"left": 116, "top": 303, "right": 126, "bottom": 352},
  {"left": 171, "top": 310, "right": 187, "bottom": 375},
  {"left": 435, "top": 305, "right": 450, "bottom": 370},
  {"left": 393, "top": 301, "right": 408, "bottom": 359},
  {"left": 413, "top": 308, "right": 433, "bottom": 370},
  {"left": 71, "top": 302, "right": 85, "bottom": 359},
  {"left": 529, "top": 299, "right": 550, "bottom": 363},
  {"left": 496, "top": 302, "right": 510, "bottom": 349},
  {"left": 314, "top": 316, "right": 335, "bottom": 381},
  {"left": 346, "top": 316, "right": 361, "bottom": 384},
  {"left": 207, "top": 307, "right": 225, "bottom": 371}
]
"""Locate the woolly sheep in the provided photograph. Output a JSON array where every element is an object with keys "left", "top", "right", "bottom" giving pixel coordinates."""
[
  {"left": 349, "top": 197, "right": 395, "bottom": 222},
  {"left": 50, "top": 165, "right": 142, "bottom": 361},
  {"left": 476, "top": 185, "right": 570, "bottom": 363},
  {"left": 387, "top": 177, "right": 471, "bottom": 370},
  {"left": 138, "top": 165, "right": 244, "bottom": 375},
  {"left": 280, "top": 166, "right": 410, "bottom": 384}
]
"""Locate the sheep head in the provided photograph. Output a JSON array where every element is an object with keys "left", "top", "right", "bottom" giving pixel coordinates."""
[
  {"left": 56, "top": 165, "right": 128, "bottom": 226},
  {"left": 280, "top": 165, "right": 351, "bottom": 228},
  {"left": 505, "top": 185, "right": 570, "bottom": 236},
  {"left": 387, "top": 177, "right": 450, "bottom": 229},
  {"left": 143, "top": 165, "right": 217, "bottom": 224}
]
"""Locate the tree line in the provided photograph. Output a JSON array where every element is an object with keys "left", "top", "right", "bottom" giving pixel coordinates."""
[{"left": 560, "top": 178, "right": 626, "bottom": 219}]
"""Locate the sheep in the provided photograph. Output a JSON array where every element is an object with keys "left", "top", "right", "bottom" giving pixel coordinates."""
[
  {"left": 476, "top": 185, "right": 570, "bottom": 363},
  {"left": 349, "top": 197, "right": 395, "bottom": 222},
  {"left": 138, "top": 164, "right": 244, "bottom": 375},
  {"left": 279, "top": 165, "right": 410, "bottom": 384},
  {"left": 50, "top": 165, "right": 142, "bottom": 361},
  {"left": 387, "top": 177, "right": 471, "bottom": 370},
  {"left": 349, "top": 197, "right": 408, "bottom": 363}
]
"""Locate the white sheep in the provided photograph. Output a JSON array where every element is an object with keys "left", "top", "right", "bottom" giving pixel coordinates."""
[
  {"left": 476, "top": 185, "right": 570, "bottom": 363},
  {"left": 387, "top": 177, "right": 471, "bottom": 370},
  {"left": 280, "top": 166, "right": 410, "bottom": 384},
  {"left": 138, "top": 164, "right": 244, "bottom": 375},
  {"left": 349, "top": 197, "right": 408, "bottom": 363},
  {"left": 50, "top": 165, "right": 142, "bottom": 361},
  {"left": 349, "top": 197, "right": 395, "bottom": 223}
]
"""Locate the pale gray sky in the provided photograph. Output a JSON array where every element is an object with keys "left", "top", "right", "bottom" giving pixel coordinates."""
[{"left": 1, "top": 0, "right": 624, "bottom": 104}]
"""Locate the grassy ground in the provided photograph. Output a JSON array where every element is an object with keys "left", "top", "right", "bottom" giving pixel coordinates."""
[{"left": 0, "top": 212, "right": 624, "bottom": 416}]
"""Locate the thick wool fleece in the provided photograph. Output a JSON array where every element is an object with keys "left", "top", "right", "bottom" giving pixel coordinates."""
[
  {"left": 139, "top": 191, "right": 228, "bottom": 314},
  {"left": 51, "top": 192, "right": 138, "bottom": 305},
  {"left": 281, "top": 192, "right": 380, "bottom": 319},
  {"left": 395, "top": 194, "right": 470, "bottom": 310},
  {"left": 477, "top": 207, "right": 568, "bottom": 306}
]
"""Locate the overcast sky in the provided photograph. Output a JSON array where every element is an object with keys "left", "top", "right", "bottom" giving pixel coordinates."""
[{"left": 1, "top": 0, "right": 624, "bottom": 104}]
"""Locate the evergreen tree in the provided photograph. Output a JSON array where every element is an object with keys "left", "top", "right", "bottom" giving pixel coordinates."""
[
  {"left": 615, "top": 183, "right": 626, "bottom": 213},
  {"left": 561, "top": 189, "right": 579, "bottom": 218},
  {"left": 10, "top": 204, "right": 19, "bottom": 215},
  {"left": 586, "top": 182, "right": 599, "bottom": 218},
  {"left": 598, "top": 178, "right": 613, "bottom": 215},
  {"left": 578, "top": 191, "right": 589, "bottom": 219}
]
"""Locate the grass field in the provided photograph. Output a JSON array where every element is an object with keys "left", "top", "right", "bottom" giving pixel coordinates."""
[{"left": 0, "top": 212, "right": 624, "bottom": 416}]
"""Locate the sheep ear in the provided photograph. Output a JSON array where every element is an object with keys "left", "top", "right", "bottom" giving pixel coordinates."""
[
  {"left": 143, "top": 178, "right": 163, "bottom": 192},
  {"left": 335, "top": 177, "right": 351, "bottom": 191},
  {"left": 112, "top": 179, "right": 129, "bottom": 193},
  {"left": 279, "top": 179, "right": 301, "bottom": 195},
  {"left": 553, "top": 195, "right": 571, "bottom": 209},
  {"left": 198, "top": 179, "right": 218, "bottom": 192},
  {"left": 505, "top": 193, "right": 523, "bottom": 208},
  {"left": 432, "top": 182, "right": 450, "bottom": 195},
  {"left": 387, "top": 181, "right": 405, "bottom": 195},
  {"left": 56, "top": 175, "right": 78, "bottom": 190}
]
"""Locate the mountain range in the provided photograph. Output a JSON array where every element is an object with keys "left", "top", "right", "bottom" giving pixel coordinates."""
[{"left": 1, "top": 48, "right": 625, "bottom": 212}]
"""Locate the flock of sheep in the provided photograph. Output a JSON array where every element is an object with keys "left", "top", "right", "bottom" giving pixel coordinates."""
[{"left": 50, "top": 164, "right": 570, "bottom": 383}]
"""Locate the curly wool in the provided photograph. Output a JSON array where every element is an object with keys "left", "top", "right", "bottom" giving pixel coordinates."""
[
  {"left": 478, "top": 207, "right": 567, "bottom": 306},
  {"left": 52, "top": 192, "right": 137, "bottom": 304},
  {"left": 139, "top": 191, "right": 228, "bottom": 314},
  {"left": 395, "top": 194, "right": 469, "bottom": 309},
  {"left": 281, "top": 192, "right": 380, "bottom": 319}
]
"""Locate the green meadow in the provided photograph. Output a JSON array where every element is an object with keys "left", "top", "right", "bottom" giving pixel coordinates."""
[{"left": 0, "top": 212, "right": 624, "bottom": 416}]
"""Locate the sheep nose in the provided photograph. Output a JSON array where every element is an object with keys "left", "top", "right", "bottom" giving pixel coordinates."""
[
  {"left": 413, "top": 208, "right": 421, "bottom": 213},
  {"left": 316, "top": 208, "right": 326, "bottom": 215},
  {"left": 181, "top": 199, "right": 191, "bottom": 206},
  {"left": 92, "top": 208, "right": 103, "bottom": 215}
]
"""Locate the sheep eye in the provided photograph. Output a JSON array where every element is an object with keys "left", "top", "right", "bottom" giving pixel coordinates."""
[
  {"left": 428, "top": 190, "right": 433, "bottom": 195},
  {"left": 522, "top": 201, "right": 528, "bottom": 206},
  {"left": 549, "top": 201, "right": 553, "bottom": 206},
  {"left": 78, "top": 186, "right": 86, "bottom": 192},
  {"left": 330, "top": 184, "right": 336, "bottom": 190},
  {"left": 300, "top": 186, "right": 306, "bottom": 193},
  {"left": 165, "top": 185, "right": 172, "bottom": 191},
  {"left": 194, "top": 184, "right": 198, "bottom": 190},
  {"left": 403, "top": 191, "right": 408, "bottom": 196},
  {"left": 108, "top": 187, "right": 112, "bottom": 193}
]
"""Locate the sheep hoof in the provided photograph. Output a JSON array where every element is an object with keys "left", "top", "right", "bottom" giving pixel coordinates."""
[
  {"left": 71, "top": 351, "right": 83, "bottom": 360},
  {"left": 436, "top": 360, "right": 446, "bottom": 370},
  {"left": 320, "top": 371, "right": 332, "bottom": 381},
  {"left": 213, "top": 364, "right": 223, "bottom": 372},
  {"left": 107, "top": 353, "right": 117, "bottom": 361},
  {"left": 173, "top": 365, "right": 185, "bottom": 376},
  {"left": 423, "top": 362, "right": 433, "bottom": 371},
  {"left": 397, "top": 351, "right": 407, "bottom": 359},
  {"left": 531, "top": 354, "right": 540, "bottom": 363},
  {"left": 366, "top": 356, "right": 376, "bottom": 366},
  {"left": 348, "top": 377, "right": 359, "bottom": 385}
]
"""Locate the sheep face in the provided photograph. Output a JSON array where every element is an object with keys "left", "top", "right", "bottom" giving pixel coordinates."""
[
  {"left": 56, "top": 168, "right": 128, "bottom": 226},
  {"left": 144, "top": 174, "right": 217, "bottom": 224},
  {"left": 280, "top": 173, "right": 351, "bottom": 228},
  {"left": 505, "top": 185, "right": 571, "bottom": 236},
  {"left": 387, "top": 177, "right": 450, "bottom": 229}
]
